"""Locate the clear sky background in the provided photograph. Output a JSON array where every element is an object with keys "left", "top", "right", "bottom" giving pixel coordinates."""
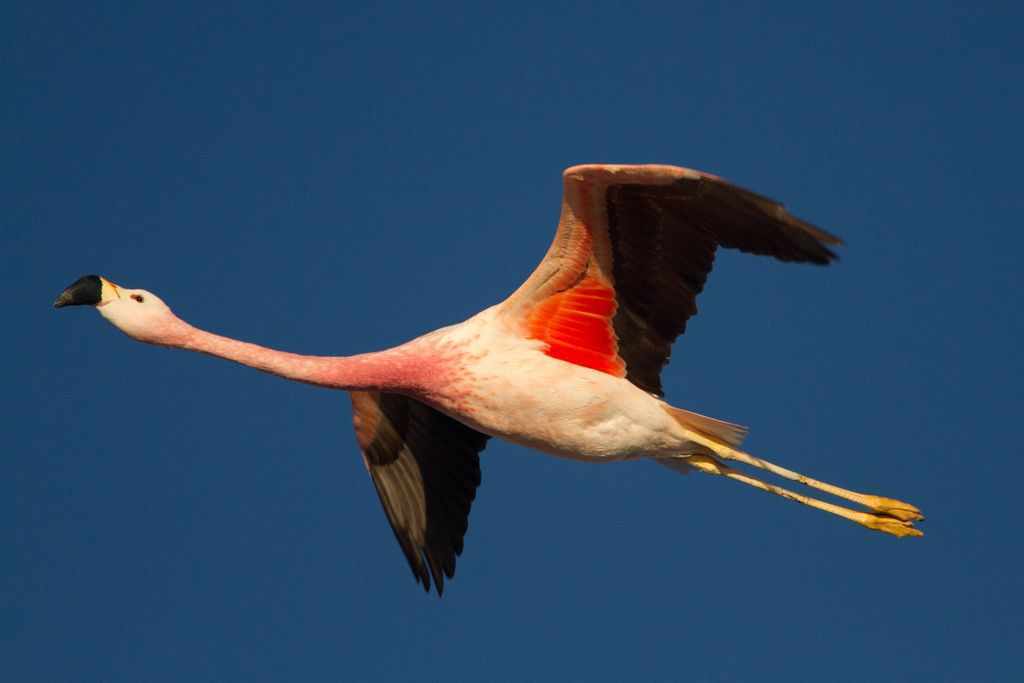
[{"left": 5, "top": 2, "right": 1022, "bottom": 681}]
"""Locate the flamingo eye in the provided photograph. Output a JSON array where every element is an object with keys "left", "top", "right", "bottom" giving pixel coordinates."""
[{"left": 131, "top": 294, "right": 145, "bottom": 303}]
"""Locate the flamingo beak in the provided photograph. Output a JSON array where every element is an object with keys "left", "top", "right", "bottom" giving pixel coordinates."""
[{"left": 54, "top": 275, "right": 120, "bottom": 308}]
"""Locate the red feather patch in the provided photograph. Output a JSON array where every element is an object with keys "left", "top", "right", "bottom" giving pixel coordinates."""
[{"left": 526, "top": 276, "right": 625, "bottom": 376}]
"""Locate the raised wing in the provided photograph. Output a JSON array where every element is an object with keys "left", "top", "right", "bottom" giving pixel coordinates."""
[
  {"left": 349, "top": 391, "right": 489, "bottom": 595},
  {"left": 502, "top": 164, "right": 842, "bottom": 396}
]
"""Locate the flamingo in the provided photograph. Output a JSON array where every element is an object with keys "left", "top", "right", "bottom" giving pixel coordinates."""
[{"left": 55, "top": 164, "right": 923, "bottom": 594}]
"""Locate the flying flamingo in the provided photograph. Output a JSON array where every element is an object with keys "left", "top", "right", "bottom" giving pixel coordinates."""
[{"left": 55, "top": 164, "right": 923, "bottom": 594}]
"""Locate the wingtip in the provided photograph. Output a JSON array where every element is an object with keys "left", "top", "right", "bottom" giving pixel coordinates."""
[
  {"left": 815, "top": 244, "right": 841, "bottom": 265},
  {"left": 804, "top": 222, "right": 845, "bottom": 248}
]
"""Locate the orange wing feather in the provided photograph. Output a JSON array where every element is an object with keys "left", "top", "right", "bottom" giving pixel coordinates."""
[{"left": 525, "top": 275, "right": 626, "bottom": 376}]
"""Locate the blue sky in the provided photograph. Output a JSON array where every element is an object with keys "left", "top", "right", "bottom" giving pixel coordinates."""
[{"left": 5, "top": 2, "right": 1022, "bottom": 680}]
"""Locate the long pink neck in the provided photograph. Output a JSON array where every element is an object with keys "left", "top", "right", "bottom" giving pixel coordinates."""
[{"left": 175, "top": 324, "right": 426, "bottom": 393}]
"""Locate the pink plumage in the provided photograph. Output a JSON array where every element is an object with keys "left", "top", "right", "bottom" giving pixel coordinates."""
[{"left": 55, "top": 163, "right": 924, "bottom": 596}]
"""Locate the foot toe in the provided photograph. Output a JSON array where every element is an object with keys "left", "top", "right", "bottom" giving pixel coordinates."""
[
  {"left": 871, "top": 497, "right": 924, "bottom": 523},
  {"left": 861, "top": 512, "right": 924, "bottom": 538}
]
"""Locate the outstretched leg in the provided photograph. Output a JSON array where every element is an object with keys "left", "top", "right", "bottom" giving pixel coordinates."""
[
  {"left": 675, "top": 453, "right": 923, "bottom": 537},
  {"left": 677, "top": 432, "right": 923, "bottom": 523}
]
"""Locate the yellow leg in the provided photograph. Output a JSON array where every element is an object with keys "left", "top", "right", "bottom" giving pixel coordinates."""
[
  {"left": 680, "top": 434, "right": 923, "bottom": 523},
  {"left": 683, "top": 454, "right": 923, "bottom": 538}
]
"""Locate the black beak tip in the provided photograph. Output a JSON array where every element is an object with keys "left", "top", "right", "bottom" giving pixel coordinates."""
[{"left": 54, "top": 275, "right": 103, "bottom": 309}]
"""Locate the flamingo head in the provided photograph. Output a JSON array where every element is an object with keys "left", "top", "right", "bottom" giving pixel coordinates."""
[{"left": 54, "top": 274, "right": 187, "bottom": 345}]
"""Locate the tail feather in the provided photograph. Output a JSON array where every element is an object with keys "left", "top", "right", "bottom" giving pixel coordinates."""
[{"left": 663, "top": 404, "right": 748, "bottom": 448}]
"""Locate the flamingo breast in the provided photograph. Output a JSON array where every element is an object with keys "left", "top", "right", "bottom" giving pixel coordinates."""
[{"left": 409, "top": 307, "right": 687, "bottom": 461}]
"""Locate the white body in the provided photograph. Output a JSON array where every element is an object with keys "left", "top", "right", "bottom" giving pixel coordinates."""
[{"left": 411, "top": 307, "right": 691, "bottom": 461}]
